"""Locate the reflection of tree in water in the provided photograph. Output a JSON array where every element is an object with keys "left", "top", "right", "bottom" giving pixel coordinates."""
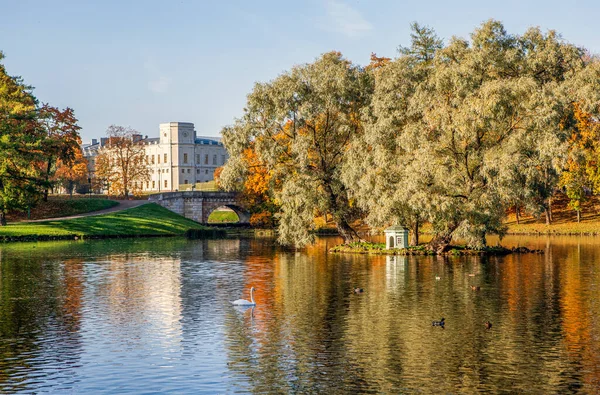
[
  {"left": 1, "top": 236, "right": 600, "bottom": 392},
  {"left": 0, "top": 252, "right": 83, "bottom": 392},
  {"left": 221, "top": 237, "right": 600, "bottom": 393},
  {"left": 222, "top": 247, "right": 376, "bottom": 393}
]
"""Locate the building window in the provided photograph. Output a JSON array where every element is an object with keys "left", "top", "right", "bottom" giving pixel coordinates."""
[
  {"left": 204, "top": 154, "right": 208, "bottom": 164},
  {"left": 196, "top": 169, "right": 200, "bottom": 174},
  {"left": 146, "top": 181, "right": 149, "bottom": 188},
  {"left": 205, "top": 169, "right": 208, "bottom": 174},
  {"left": 187, "top": 169, "right": 190, "bottom": 173},
  {"left": 182, "top": 169, "right": 185, "bottom": 174},
  {"left": 158, "top": 155, "right": 161, "bottom": 164},
  {"left": 164, "top": 180, "right": 167, "bottom": 188},
  {"left": 164, "top": 153, "right": 167, "bottom": 163},
  {"left": 166, "top": 169, "right": 169, "bottom": 173},
  {"left": 184, "top": 153, "right": 188, "bottom": 163},
  {"left": 213, "top": 155, "right": 217, "bottom": 165},
  {"left": 184, "top": 180, "right": 188, "bottom": 184},
  {"left": 221, "top": 155, "right": 226, "bottom": 165},
  {"left": 196, "top": 154, "right": 200, "bottom": 164},
  {"left": 152, "top": 181, "right": 155, "bottom": 189},
  {"left": 151, "top": 155, "right": 155, "bottom": 164}
]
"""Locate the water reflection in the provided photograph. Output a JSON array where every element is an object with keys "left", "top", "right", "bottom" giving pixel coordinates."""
[{"left": 0, "top": 236, "right": 598, "bottom": 392}]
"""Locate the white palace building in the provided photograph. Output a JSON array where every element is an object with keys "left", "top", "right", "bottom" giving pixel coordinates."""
[{"left": 82, "top": 122, "right": 228, "bottom": 193}]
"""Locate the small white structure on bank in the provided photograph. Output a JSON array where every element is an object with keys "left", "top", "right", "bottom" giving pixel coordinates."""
[{"left": 384, "top": 226, "right": 409, "bottom": 249}]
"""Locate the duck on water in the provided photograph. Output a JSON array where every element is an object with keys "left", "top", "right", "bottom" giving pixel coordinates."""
[{"left": 432, "top": 318, "right": 445, "bottom": 328}]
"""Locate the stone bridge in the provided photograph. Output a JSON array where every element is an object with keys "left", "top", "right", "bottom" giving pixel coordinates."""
[{"left": 148, "top": 191, "right": 250, "bottom": 224}]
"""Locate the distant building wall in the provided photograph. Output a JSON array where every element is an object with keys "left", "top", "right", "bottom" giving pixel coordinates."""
[{"left": 82, "top": 122, "right": 228, "bottom": 193}]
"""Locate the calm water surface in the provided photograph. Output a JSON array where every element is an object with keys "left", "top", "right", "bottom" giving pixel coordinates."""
[{"left": 0, "top": 235, "right": 599, "bottom": 393}]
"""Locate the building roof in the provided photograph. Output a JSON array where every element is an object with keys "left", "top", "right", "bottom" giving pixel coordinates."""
[
  {"left": 384, "top": 225, "right": 409, "bottom": 232},
  {"left": 195, "top": 136, "right": 223, "bottom": 146}
]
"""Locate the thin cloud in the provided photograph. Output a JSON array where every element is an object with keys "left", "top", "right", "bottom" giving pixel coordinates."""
[{"left": 325, "top": 0, "right": 373, "bottom": 38}]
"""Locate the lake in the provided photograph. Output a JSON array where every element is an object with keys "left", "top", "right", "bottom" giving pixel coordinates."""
[{"left": 0, "top": 235, "right": 599, "bottom": 393}]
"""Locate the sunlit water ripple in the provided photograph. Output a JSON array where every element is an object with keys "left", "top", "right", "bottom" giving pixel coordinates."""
[{"left": 0, "top": 236, "right": 599, "bottom": 393}]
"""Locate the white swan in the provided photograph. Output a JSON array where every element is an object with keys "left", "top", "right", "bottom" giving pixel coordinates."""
[{"left": 231, "top": 287, "right": 256, "bottom": 306}]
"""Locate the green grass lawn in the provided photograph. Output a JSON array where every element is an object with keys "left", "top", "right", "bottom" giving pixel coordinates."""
[
  {"left": 0, "top": 203, "right": 212, "bottom": 240},
  {"left": 7, "top": 198, "right": 119, "bottom": 221},
  {"left": 208, "top": 210, "right": 239, "bottom": 223}
]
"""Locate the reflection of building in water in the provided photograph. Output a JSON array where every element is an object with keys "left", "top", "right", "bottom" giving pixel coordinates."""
[
  {"left": 386, "top": 255, "right": 407, "bottom": 291},
  {"left": 101, "top": 256, "right": 183, "bottom": 349}
]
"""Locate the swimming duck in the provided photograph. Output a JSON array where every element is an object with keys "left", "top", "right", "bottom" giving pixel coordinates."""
[
  {"left": 485, "top": 321, "right": 492, "bottom": 330},
  {"left": 354, "top": 288, "right": 364, "bottom": 294},
  {"left": 470, "top": 285, "right": 481, "bottom": 291},
  {"left": 432, "top": 318, "right": 445, "bottom": 327}
]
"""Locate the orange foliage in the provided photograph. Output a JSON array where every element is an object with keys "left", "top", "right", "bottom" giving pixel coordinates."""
[
  {"left": 242, "top": 144, "right": 271, "bottom": 206},
  {"left": 53, "top": 149, "right": 88, "bottom": 190},
  {"left": 250, "top": 211, "right": 273, "bottom": 228},
  {"left": 214, "top": 166, "right": 223, "bottom": 188},
  {"left": 366, "top": 52, "right": 391, "bottom": 71}
]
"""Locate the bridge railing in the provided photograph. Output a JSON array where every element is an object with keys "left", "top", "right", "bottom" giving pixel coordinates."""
[
  {"left": 178, "top": 181, "right": 219, "bottom": 192},
  {"left": 148, "top": 190, "right": 238, "bottom": 201}
]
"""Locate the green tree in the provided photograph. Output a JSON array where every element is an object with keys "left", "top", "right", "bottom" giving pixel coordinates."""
[
  {"left": 398, "top": 22, "right": 443, "bottom": 62},
  {"left": 0, "top": 51, "right": 43, "bottom": 225},
  {"left": 220, "top": 52, "right": 373, "bottom": 246}
]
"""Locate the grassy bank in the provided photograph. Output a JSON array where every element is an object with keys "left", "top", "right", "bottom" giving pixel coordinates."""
[
  {"left": 208, "top": 210, "right": 239, "bottom": 223},
  {"left": 7, "top": 198, "right": 119, "bottom": 222},
  {"left": 330, "top": 242, "right": 542, "bottom": 256},
  {"left": 0, "top": 203, "right": 223, "bottom": 242},
  {"left": 504, "top": 194, "right": 600, "bottom": 235}
]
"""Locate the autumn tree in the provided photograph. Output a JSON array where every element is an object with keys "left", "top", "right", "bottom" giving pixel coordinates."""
[
  {"left": 53, "top": 149, "right": 88, "bottom": 196},
  {"left": 95, "top": 125, "right": 149, "bottom": 197},
  {"left": 37, "top": 104, "right": 82, "bottom": 201},
  {"left": 220, "top": 52, "right": 373, "bottom": 246}
]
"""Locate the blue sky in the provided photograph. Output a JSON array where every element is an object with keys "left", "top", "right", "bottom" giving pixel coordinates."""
[{"left": 2, "top": 0, "right": 599, "bottom": 142}]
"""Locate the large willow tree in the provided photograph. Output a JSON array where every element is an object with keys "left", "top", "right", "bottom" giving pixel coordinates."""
[
  {"left": 220, "top": 52, "right": 373, "bottom": 246},
  {"left": 346, "top": 21, "right": 585, "bottom": 252}
]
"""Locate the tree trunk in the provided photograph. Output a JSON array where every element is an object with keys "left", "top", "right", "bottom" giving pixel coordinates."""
[
  {"left": 544, "top": 208, "right": 551, "bottom": 225},
  {"left": 410, "top": 220, "right": 419, "bottom": 246},
  {"left": 427, "top": 232, "right": 453, "bottom": 254},
  {"left": 324, "top": 182, "right": 361, "bottom": 244},
  {"left": 548, "top": 197, "right": 553, "bottom": 222},
  {"left": 577, "top": 210, "right": 581, "bottom": 223},
  {"left": 335, "top": 218, "right": 361, "bottom": 244},
  {"left": 0, "top": 211, "right": 6, "bottom": 226},
  {"left": 515, "top": 204, "right": 520, "bottom": 225},
  {"left": 43, "top": 159, "right": 52, "bottom": 202}
]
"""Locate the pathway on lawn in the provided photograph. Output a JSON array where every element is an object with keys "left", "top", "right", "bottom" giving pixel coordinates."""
[{"left": 22, "top": 200, "right": 150, "bottom": 223}]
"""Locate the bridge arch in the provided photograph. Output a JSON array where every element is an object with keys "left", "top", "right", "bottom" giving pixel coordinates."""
[
  {"left": 206, "top": 204, "right": 250, "bottom": 224},
  {"left": 148, "top": 191, "right": 250, "bottom": 225}
]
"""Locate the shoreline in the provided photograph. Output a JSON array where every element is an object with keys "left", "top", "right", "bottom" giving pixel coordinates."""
[{"left": 329, "top": 243, "right": 543, "bottom": 256}]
